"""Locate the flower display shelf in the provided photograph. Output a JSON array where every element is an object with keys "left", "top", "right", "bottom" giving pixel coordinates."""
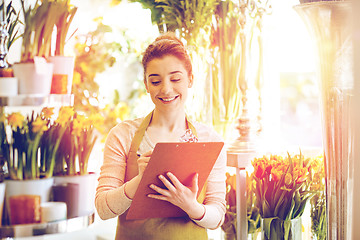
[
  {"left": 227, "top": 150, "right": 257, "bottom": 240},
  {"left": 0, "top": 212, "right": 95, "bottom": 238},
  {"left": 0, "top": 94, "right": 74, "bottom": 107}
]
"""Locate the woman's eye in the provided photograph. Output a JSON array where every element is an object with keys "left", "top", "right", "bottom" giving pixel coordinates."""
[
  {"left": 171, "top": 79, "right": 180, "bottom": 82},
  {"left": 151, "top": 81, "right": 160, "bottom": 85}
]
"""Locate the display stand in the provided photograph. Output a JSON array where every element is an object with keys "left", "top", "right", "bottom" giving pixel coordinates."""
[
  {"left": 227, "top": 150, "right": 256, "bottom": 240},
  {"left": 0, "top": 212, "right": 95, "bottom": 238},
  {"left": 0, "top": 94, "right": 91, "bottom": 239}
]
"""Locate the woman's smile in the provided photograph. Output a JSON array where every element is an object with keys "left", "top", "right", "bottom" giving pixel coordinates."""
[{"left": 158, "top": 95, "right": 179, "bottom": 103}]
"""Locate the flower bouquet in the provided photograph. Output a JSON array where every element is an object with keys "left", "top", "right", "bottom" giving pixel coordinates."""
[{"left": 252, "top": 152, "right": 316, "bottom": 240}]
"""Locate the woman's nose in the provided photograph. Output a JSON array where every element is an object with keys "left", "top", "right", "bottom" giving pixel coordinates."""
[{"left": 160, "top": 81, "right": 171, "bottom": 94}]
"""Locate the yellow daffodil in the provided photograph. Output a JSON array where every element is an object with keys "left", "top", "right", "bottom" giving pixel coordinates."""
[
  {"left": 41, "top": 107, "right": 55, "bottom": 119},
  {"left": 88, "top": 113, "right": 104, "bottom": 130},
  {"left": 32, "top": 117, "right": 48, "bottom": 133},
  {"left": 6, "top": 112, "right": 25, "bottom": 129},
  {"left": 115, "top": 102, "right": 130, "bottom": 121},
  {"left": 73, "top": 71, "right": 81, "bottom": 85},
  {"left": 56, "top": 106, "right": 74, "bottom": 127},
  {"left": 72, "top": 115, "right": 86, "bottom": 137}
]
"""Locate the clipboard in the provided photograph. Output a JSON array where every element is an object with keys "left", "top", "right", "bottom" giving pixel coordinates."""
[{"left": 126, "top": 142, "right": 224, "bottom": 220}]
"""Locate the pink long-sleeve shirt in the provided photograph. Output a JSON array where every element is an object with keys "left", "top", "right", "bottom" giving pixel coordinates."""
[{"left": 95, "top": 117, "right": 227, "bottom": 230}]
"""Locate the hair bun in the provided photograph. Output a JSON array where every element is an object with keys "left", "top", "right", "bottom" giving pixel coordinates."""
[{"left": 155, "top": 32, "right": 184, "bottom": 46}]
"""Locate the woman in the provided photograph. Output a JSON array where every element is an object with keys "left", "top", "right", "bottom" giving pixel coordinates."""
[{"left": 95, "top": 32, "right": 226, "bottom": 240}]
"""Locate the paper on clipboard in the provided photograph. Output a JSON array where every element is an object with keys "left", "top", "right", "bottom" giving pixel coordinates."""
[{"left": 126, "top": 142, "right": 224, "bottom": 220}]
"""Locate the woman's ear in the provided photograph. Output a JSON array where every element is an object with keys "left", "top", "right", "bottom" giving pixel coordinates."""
[{"left": 188, "top": 74, "right": 194, "bottom": 88}]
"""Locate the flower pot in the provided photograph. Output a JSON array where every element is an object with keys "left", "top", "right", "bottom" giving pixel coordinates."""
[
  {"left": 53, "top": 172, "right": 96, "bottom": 217},
  {"left": 0, "top": 77, "right": 18, "bottom": 96},
  {"left": 294, "top": 2, "right": 353, "bottom": 239},
  {"left": 52, "top": 182, "right": 79, "bottom": 219},
  {"left": 4, "top": 178, "right": 54, "bottom": 225},
  {"left": 48, "top": 56, "right": 75, "bottom": 94},
  {"left": 12, "top": 61, "right": 54, "bottom": 95},
  {"left": 261, "top": 217, "right": 302, "bottom": 240}
]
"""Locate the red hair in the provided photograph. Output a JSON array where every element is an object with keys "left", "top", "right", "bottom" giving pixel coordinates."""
[{"left": 142, "top": 32, "right": 193, "bottom": 81}]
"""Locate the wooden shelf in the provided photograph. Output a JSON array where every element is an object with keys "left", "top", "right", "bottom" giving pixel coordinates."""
[
  {"left": 0, "top": 94, "right": 73, "bottom": 107},
  {"left": 0, "top": 212, "right": 95, "bottom": 238}
]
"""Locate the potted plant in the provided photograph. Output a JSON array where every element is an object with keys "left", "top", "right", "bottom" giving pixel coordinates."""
[
  {"left": 0, "top": 0, "right": 22, "bottom": 96},
  {"left": 0, "top": 108, "right": 65, "bottom": 224},
  {"left": 48, "top": 0, "right": 78, "bottom": 94},
  {"left": 52, "top": 106, "right": 99, "bottom": 217},
  {"left": 12, "top": 0, "right": 59, "bottom": 95}
]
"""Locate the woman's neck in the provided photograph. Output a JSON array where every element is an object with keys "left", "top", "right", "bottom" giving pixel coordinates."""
[{"left": 150, "top": 108, "right": 187, "bottom": 133}]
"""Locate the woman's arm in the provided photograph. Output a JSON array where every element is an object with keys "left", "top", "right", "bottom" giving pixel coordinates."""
[{"left": 191, "top": 147, "right": 227, "bottom": 229}]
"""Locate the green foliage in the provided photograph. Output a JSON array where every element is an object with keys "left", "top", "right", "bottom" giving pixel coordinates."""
[
  {"left": 19, "top": 0, "right": 77, "bottom": 62},
  {"left": 0, "top": 0, "right": 22, "bottom": 51},
  {"left": 154, "top": 0, "right": 220, "bottom": 47},
  {"left": 210, "top": 0, "right": 244, "bottom": 131},
  {"left": 54, "top": 0, "right": 78, "bottom": 56},
  {"left": 310, "top": 185, "right": 326, "bottom": 239}
]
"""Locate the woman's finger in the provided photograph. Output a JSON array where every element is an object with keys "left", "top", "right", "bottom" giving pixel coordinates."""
[
  {"left": 147, "top": 193, "right": 167, "bottom": 201},
  {"left": 158, "top": 174, "right": 176, "bottom": 192},
  {"left": 149, "top": 184, "right": 170, "bottom": 197},
  {"left": 166, "top": 172, "right": 185, "bottom": 189}
]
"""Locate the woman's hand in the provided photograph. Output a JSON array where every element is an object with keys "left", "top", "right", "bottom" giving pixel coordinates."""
[
  {"left": 148, "top": 172, "right": 205, "bottom": 220},
  {"left": 137, "top": 150, "right": 153, "bottom": 178},
  {"left": 124, "top": 150, "right": 153, "bottom": 199}
]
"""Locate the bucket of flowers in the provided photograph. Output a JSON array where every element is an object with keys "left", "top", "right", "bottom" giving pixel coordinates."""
[{"left": 251, "top": 152, "right": 317, "bottom": 240}]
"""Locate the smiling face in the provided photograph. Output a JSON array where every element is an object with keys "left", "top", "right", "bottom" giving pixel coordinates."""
[{"left": 144, "top": 55, "right": 193, "bottom": 113}]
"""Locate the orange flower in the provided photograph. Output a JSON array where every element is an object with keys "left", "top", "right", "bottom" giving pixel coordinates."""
[
  {"left": 294, "top": 166, "right": 308, "bottom": 184},
  {"left": 252, "top": 157, "right": 270, "bottom": 179},
  {"left": 6, "top": 112, "right": 25, "bottom": 129},
  {"left": 271, "top": 167, "right": 283, "bottom": 182},
  {"left": 226, "top": 172, "right": 236, "bottom": 191}
]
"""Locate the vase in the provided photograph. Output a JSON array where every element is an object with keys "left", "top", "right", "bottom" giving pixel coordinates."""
[
  {"left": 53, "top": 172, "right": 97, "bottom": 217},
  {"left": 294, "top": 2, "right": 353, "bottom": 240},
  {"left": 261, "top": 217, "right": 302, "bottom": 240},
  {"left": 48, "top": 56, "right": 75, "bottom": 94}
]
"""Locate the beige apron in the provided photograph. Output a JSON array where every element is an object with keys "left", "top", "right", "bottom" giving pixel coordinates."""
[{"left": 115, "top": 112, "right": 208, "bottom": 240}]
